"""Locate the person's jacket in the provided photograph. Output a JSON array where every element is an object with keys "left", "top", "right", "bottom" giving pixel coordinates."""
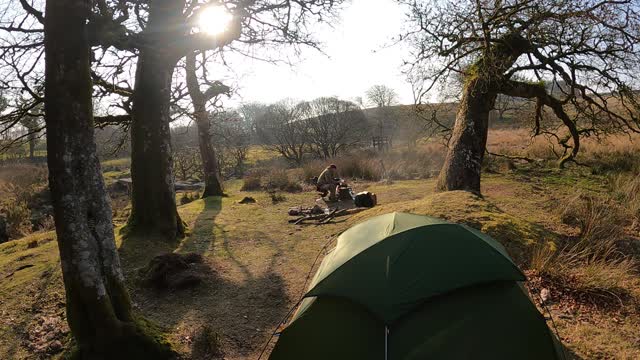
[{"left": 317, "top": 167, "right": 338, "bottom": 186}]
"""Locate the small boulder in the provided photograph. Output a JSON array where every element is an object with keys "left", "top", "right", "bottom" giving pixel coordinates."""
[{"left": 238, "top": 196, "right": 256, "bottom": 204}]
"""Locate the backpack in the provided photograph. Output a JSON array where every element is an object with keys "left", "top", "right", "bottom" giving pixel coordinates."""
[{"left": 354, "top": 191, "right": 377, "bottom": 208}]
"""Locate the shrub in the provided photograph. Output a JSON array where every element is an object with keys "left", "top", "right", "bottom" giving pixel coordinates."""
[
  {"left": 240, "top": 172, "right": 262, "bottom": 191},
  {"left": 241, "top": 169, "right": 302, "bottom": 192},
  {"left": 0, "top": 164, "right": 47, "bottom": 188},
  {"left": 4, "top": 200, "right": 32, "bottom": 239},
  {"left": 269, "top": 191, "right": 287, "bottom": 203},
  {"left": 263, "top": 169, "right": 302, "bottom": 192},
  {"left": 301, "top": 144, "right": 446, "bottom": 182}
]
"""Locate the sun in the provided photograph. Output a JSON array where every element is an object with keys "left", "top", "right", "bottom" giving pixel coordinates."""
[{"left": 197, "top": 6, "right": 233, "bottom": 36}]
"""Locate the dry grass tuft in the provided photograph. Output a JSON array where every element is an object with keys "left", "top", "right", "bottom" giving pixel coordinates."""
[
  {"left": 609, "top": 172, "right": 640, "bottom": 229},
  {"left": 531, "top": 192, "right": 638, "bottom": 308}
]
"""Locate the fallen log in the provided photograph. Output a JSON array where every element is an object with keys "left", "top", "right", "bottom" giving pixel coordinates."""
[
  {"left": 317, "top": 209, "right": 347, "bottom": 225},
  {"left": 289, "top": 207, "right": 370, "bottom": 225}
]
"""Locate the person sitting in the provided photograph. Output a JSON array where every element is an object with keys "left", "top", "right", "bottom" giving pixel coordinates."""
[{"left": 316, "top": 164, "right": 340, "bottom": 201}]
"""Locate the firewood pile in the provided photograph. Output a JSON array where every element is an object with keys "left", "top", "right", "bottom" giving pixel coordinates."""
[{"left": 288, "top": 206, "right": 366, "bottom": 225}]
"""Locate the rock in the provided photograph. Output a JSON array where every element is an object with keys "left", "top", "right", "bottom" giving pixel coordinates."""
[
  {"left": 139, "top": 252, "right": 206, "bottom": 290},
  {"left": 48, "top": 340, "right": 63, "bottom": 353},
  {"left": 238, "top": 196, "right": 256, "bottom": 204},
  {"left": 0, "top": 215, "right": 7, "bottom": 244},
  {"left": 541, "top": 288, "right": 551, "bottom": 303}
]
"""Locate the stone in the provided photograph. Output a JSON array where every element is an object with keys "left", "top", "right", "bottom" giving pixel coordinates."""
[{"left": 238, "top": 196, "right": 256, "bottom": 204}]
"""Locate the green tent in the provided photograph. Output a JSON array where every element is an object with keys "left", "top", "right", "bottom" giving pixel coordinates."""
[{"left": 269, "top": 212, "right": 564, "bottom": 360}]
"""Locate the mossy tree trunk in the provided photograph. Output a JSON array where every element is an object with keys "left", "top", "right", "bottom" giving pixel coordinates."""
[
  {"left": 436, "top": 78, "right": 497, "bottom": 194},
  {"left": 128, "top": 49, "right": 184, "bottom": 239},
  {"left": 185, "top": 52, "right": 226, "bottom": 198},
  {"left": 196, "top": 117, "right": 225, "bottom": 197},
  {"left": 43, "top": 0, "right": 172, "bottom": 358},
  {"left": 436, "top": 34, "right": 531, "bottom": 194},
  {"left": 127, "top": 0, "right": 185, "bottom": 240}
]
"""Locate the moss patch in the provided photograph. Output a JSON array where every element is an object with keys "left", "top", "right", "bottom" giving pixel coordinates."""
[{"left": 350, "top": 190, "right": 558, "bottom": 265}]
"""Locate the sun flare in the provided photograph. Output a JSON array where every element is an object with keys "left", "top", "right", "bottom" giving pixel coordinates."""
[{"left": 197, "top": 6, "right": 233, "bottom": 36}]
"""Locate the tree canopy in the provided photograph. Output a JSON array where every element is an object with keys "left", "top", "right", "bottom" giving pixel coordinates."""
[{"left": 402, "top": 0, "right": 640, "bottom": 167}]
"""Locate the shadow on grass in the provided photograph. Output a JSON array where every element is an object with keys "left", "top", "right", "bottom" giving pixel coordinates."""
[
  {"left": 178, "top": 196, "right": 222, "bottom": 255},
  {"left": 118, "top": 196, "right": 289, "bottom": 358},
  {"left": 118, "top": 196, "right": 222, "bottom": 271}
]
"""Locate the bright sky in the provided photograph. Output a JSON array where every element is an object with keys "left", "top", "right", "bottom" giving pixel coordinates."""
[{"left": 220, "top": 0, "right": 413, "bottom": 106}]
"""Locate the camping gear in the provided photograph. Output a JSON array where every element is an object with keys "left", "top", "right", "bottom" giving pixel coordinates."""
[
  {"left": 354, "top": 191, "right": 377, "bottom": 207},
  {"left": 337, "top": 183, "right": 354, "bottom": 201},
  {"left": 269, "top": 212, "right": 564, "bottom": 360}
]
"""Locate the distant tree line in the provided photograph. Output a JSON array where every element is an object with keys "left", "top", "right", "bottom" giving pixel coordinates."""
[{"left": 253, "top": 97, "right": 368, "bottom": 164}]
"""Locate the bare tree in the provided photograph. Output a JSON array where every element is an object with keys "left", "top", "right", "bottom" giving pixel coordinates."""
[
  {"left": 365, "top": 84, "right": 400, "bottom": 142},
  {"left": 18, "top": 102, "right": 43, "bottom": 159},
  {"left": 43, "top": 0, "right": 171, "bottom": 357},
  {"left": 211, "top": 110, "right": 251, "bottom": 178},
  {"left": 401, "top": 0, "right": 640, "bottom": 194},
  {"left": 238, "top": 102, "right": 269, "bottom": 143},
  {"left": 366, "top": 84, "right": 399, "bottom": 108},
  {"left": 173, "top": 146, "right": 202, "bottom": 181},
  {"left": 256, "top": 100, "right": 310, "bottom": 165},
  {"left": 304, "top": 97, "right": 368, "bottom": 158},
  {"left": 3, "top": 0, "right": 347, "bottom": 240}
]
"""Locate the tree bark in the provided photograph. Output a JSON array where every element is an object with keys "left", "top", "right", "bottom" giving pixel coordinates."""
[
  {"left": 28, "top": 132, "right": 35, "bottom": 159},
  {"left": 128, "top": 49, "right": 184, "bottom": 239},
  {"left": 43, "top": 0, "right": 172, "bottom": 357},
  {"left": 436, "top": 33, "right": 531, "bottom": 194},
  {"left": 185, "top": 53, "right": 225, "bottom": 198},
  {"left": 196, "top": 117, "right": 225, "bottom": 197},
  {"left": 436, "top": 78, "right": 496, "bottom": 194},
  {"left": 127, "top": 0, "right": 185, "bottom": 240}
]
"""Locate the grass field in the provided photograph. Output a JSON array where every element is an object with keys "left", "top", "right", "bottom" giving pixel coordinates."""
[{"left": 2, "top": 161, "right": 639, "bottom": 359}]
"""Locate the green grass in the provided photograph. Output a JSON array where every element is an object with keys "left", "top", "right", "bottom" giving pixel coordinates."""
[
  {"left": 101, "top": 157, "right": 131, "bottom": 169},
  {"left": 0, "top": 232, "right": 62, "bottom": 360},
  {"left": 244, "top": 146, "right": 281, "bottom": 166}
]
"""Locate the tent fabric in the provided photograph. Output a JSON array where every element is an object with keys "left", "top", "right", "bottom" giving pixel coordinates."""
[
  {"left": 306, "top": 213, "right": 525, "bottom": 322},
  {"left": 271, "top": 283, "right": 561, "bottom": 360},
  {"left": 268, "top": 296, "right": 385, "bottom": 360},
  {"left": 389, "top": 282, "right": 560, "bottom": 360},
  {"left": 269, "top": 213, "right": 563, "bottom": 360}
]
